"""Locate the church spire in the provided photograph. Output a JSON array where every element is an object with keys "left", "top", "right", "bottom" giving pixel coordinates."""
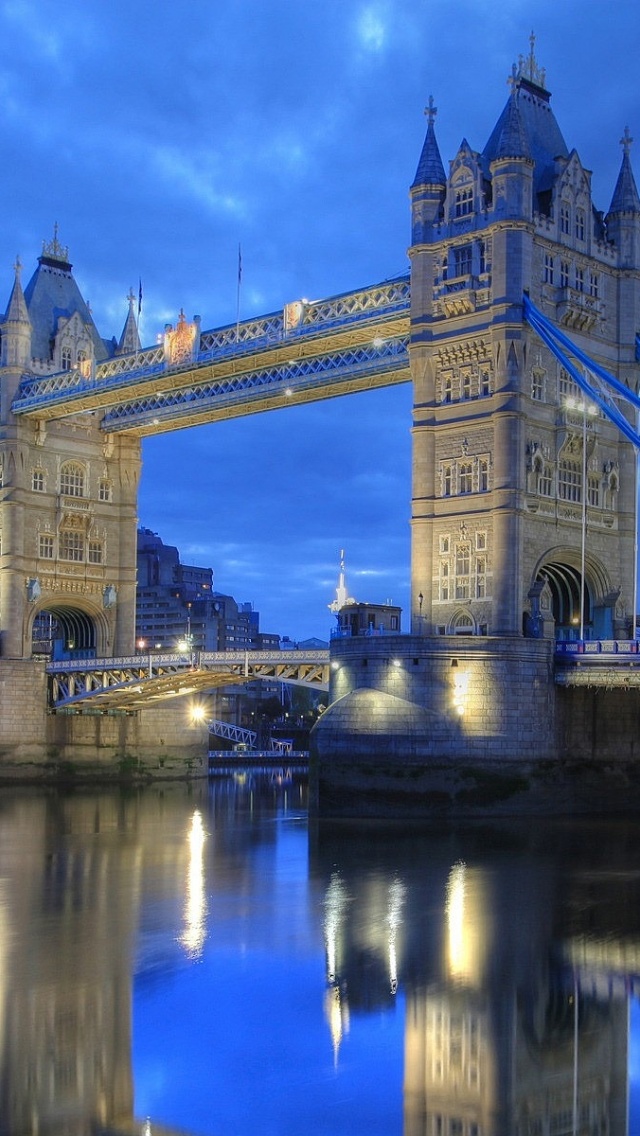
[
  {"left": 608, "top": 127, "right": 640, "bottom": 215},
  {"left": 412, "top": 96, "right": 446, "bottom": 188},
  {"left": 117, "top": 288, "right": 142, "bottom": 355}
]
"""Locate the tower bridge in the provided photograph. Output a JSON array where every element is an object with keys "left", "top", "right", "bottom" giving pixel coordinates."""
[{"left": 3, "top": 40, "right": 640, "bottom": 806}]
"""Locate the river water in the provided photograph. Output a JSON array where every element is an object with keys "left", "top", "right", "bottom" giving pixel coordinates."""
[{"left": 1, "top": 771, "right": 640, "bottom": 1136}]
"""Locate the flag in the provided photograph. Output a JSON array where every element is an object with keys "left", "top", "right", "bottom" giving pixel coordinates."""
[{"left": 138, "top": 279, "right": 143, "bottom": 317}]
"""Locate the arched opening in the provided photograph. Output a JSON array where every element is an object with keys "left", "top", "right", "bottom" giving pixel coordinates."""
[
  {"left": 31, "top": 606, "right": 97, "bottom": 659},
  {"left": 531, "top": 550, "right": 617, "bottom": 642},
  {"left": 448, "top": 610, "right": 476, "bottom": 635},
  {"left": 538, "top": 562, "right": 590, "bottom": 640}
]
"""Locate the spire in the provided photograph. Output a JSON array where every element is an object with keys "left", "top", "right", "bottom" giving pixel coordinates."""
[
  {"left": 39, "top": 222, "right": 72, "bottom": 271},
  {"left": 328, "top": 550, "right": 355, "bottom": 613},
  {"left": 516, "top": 30, "right": 547, "bottom": 92},
  {"left": 493, "top": 67, "right": 532, "bottom": 160},
  {"left": 117, "top": 287, "right": 142, "bottom": 355},
  {"left": 4, "top": 256, "right": 30, "bottom": 325},
  {"left": 412, "top": 96, "right": 446, "bottom": 188},
  {"left": 608, "top": 127, "right": 640, "bottom": 215}
]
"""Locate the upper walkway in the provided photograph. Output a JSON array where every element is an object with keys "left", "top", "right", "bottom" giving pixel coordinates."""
[{"left": 11, "top": 275, "right": 410, "bottom": 435}]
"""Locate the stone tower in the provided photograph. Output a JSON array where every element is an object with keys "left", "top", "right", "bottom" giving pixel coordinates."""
[
  {"left": 409, "top": 41, "right": 640, "bottom": 641},
  {"left": 0, "top": 230, "right": 141, "bottom": 659}
]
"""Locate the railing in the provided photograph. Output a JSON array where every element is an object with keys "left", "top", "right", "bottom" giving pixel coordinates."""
[{"left": 555, "top": 640, "right": 640, "bottom": 658}]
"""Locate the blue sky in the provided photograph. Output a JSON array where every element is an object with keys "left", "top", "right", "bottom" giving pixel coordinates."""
[{"left": 1, "top": 0, "right": 639, "bottom": 639}]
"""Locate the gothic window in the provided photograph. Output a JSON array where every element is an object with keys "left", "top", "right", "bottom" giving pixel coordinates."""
[
  {"left": 440, "top": 561, "right": 450, "bottom": 601},
  {"left": 475, "top": 557, "right": 486, "bottom": 598},
  {"left": 440, "top": 535, "right": 450, "bottom": 554},
  {"left": 531, "top": 369, "right": 544, "bottom": 400},
  {"left": 461, "top": 372, "right": 471, "bottom": 400},
  {"left": 453, "top": 245, "right": 472, "bottom": 278},
  {"left": 59, "top": 462, "right": 85, "bottom": 497},
  {"left": 32, "top": 469, "right": 45, "bottom": 492},
  {"left": 560, "top": 203, "right": 570, "bottom": 235},
  {"left": 480, "top": 369, "right": 490, "bottom": 397},
  {"left": 454, "top": 187, "right": 473, "bottom": 217},
  {"left": 479, "top": 459, "right": 489, "bottom": 492},
  {"left": 443, "top": 465, "right": 452, "bottom": 496},
  {"left": 59, "top": 529, "right": 84, "bottom": 562},
  {"left": 543, "top": 254, "right": 554, "bottom": 284},
  {"left": 478, "top": 241, "right": 486, "bottom": 275},
  {"left": 99, "top": 478, "right": 112, "bottom": 502},
  {"left": 537, "top": 463, "right": 553, "bottom": 496},
  {"left": 589, "top": 272, "right": 599, "bottom": 298},
  {"left": 455, "top": 543, "right": 470, "bottom": 577},
  {"left": 560, "top": 260, "right": 570, "bottom": 287},
  {"left": 459, "top": 463, "right": 473, "bottom": 494},
  {"left": 575, "top": 208, "right": 586, "bottom": 241},
  {"left": 559, "top": 368, "right": 579, "bottom": 401},
  {"left": 588, "top": 474, "right": 600, "bottom": 507},
  {"left": 38, "top": 533, "right": 54, "bottom": 559},
  {"left": 476, "top": 531, "right": 486, "bottom": 551},
  {"left": 575, "top": 266, "right": 584, "bottom": 293},
  {"left": 88, "top": 540, "right": 103, "bottom": 564},
  {"left": 443, "top": 374, "right": 452, "bottom": 403},
  {"left": 558, "top": 459, "right": 582, "bottom": 503},
  {"left": 61, "top": 346, "right": 72, "bottom": 371}
]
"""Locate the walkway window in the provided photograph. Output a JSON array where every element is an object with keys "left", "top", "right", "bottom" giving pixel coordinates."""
[
  {"left": 59, "top": 530, "right": 84, "bottom": 562},
  {"left": 60, "top": 462, "right": 85, "bottom": 498},
  {"left": 38, "top": 534, "right": 54, "bottom": 559}
]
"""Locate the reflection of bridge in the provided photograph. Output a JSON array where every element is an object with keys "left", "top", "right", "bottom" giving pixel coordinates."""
[{"left": 48, "top": 649, "right": 330, "bottom": 710}]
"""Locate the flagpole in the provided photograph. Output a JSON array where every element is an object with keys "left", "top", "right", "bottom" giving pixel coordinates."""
[
  {"left": 236, "top": 244, "right": 242, "bottom": 342},
  {"left": 137, "top": 278, "right": 143, "bottom": 362}
]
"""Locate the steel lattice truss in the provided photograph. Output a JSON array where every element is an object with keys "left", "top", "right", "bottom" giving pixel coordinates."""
[
  {"left": 48, "top": 649, "right": 330, "bottom": 710},
  {"left": 11, "top": 275, "right": 410, "bottom": 434}
]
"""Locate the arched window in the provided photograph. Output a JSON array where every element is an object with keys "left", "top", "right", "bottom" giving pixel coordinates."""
[
  {"left": 60, "top": 462, "right": 85, "bottom": 498},
  {"left": 459, "top": 463, "right": 473, "bottom": 494},
  {"left": 454, "top": 187, "right": 473, "bottom": 217},
  {"left": 59, "top": 529, "right": 84, "bottom": 562},
  {"left": 479, "top": 459, "right": 489, "bottom": 492}
]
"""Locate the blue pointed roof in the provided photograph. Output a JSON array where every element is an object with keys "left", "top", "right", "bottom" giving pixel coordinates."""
[
  {"left": 483, "top": 62, "right": 568, "bottom": 194},
  {"left": 608, "top": 130, "right": 640, "bottom": 215},
  {"left": 4, "top": 257, "right": 30, "bottom": 326},
  {"left": 23, "top": 227, "right": 112, "bottom": 363},
  {"left": 492, "top": 75, "right": 532, "bottom": 161},
  {"left": 412, "top": 96, "right": 446, "bottom": 188}
]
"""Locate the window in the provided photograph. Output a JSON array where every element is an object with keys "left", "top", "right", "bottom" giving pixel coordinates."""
[
  {"left": 459, "top": 463, "right": 473, "bottom": 494},
  {"left": 588, "top": 474, "right": 600, "bottom": 507},
  {"left": 443, "top": 465, "right": 452, "bottom": 496},
  {"left": 60, "top": 462, "right": 85, "bottom": 497},
  {"left": 453, "top": 245, "right": 472, "bottom": 277},
  {"left": 0, "top": 460, "right": 3, "bottom": 488},
  {"left": 589, "top": 272, "right": 599, "bottom": 298},
  {"left": 560, "top": 260, "right": 570, "bottom": 287},
  {"left": 543, "top": 254, "right": 554, "bottom": 284},
  {"left": 32, "top": 469, "right": 45, "bottom": 492},
  {"left": 99, "top": 479, "right": 112, "bottom": 502},
  {"left": 61, "top": 346, "right": 72, "bottom": 371},
  {"left": 560, "top": 203, "right": 570, "bottom": 235},
  {"left": 559, "top": 368, "right": 579, "bottom": 400},
  {"left": 440, "top": 536, "right": 450, "bottom": 554},
  {"left": 479, "top": 459, "right": 489, "bottom": 491},
  {"left": 440, "top": 562, "right": 449, "bottom": 601},
  {"left": 461, "top": 372, "right": 471, "bottom": 400},
  {"left": 88, "top": 540, "right": 103, "bottom": 564},
  {"left": 538, "top": 463, "right": 553, "bottom": 496},
  {"left": 454, "top": 187, "right": 473, "bottom": 216},
  {"left": 59, "top": 529, "right": 84, "bottom": 561},
  {"left": 443, "top": 374, "right": 452, "bottom": 403},
  {"left": 558, "top": 459, "right": 582, "bottom": 503},
  {"left": 531, "top": 369, "right": 544, "bottom": 400},
  {"left": 480, "top": 369, "right": 490, "bottom": 397},
  {"left": 476, "top": 532, "right": 486, "bottom": 550},
  {"left": 39, "top": 533, "right": 54, "bottom": 559},
  {"left": 575, "top": 208, "right": 585, "bottom": 241},
  {"left": 575, "top": 266, "right": 584, "bottom": 293},
  {"left": 455, "top": 544, "right": 470, "bottom": 576},
  {"left": 476, "top": 557, "right": 486, "bottom": 598},
  {"left": 478, "top": 241, "right": 486, "bottom": 275}
]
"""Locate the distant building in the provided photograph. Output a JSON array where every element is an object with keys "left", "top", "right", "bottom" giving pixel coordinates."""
[{"left": 328, "top": 551, "right": 402, "bottom": 637}]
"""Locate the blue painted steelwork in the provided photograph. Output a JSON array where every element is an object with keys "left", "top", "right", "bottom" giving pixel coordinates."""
[{"left": 524, "top": 293, "right": 640, "bottom": 448}]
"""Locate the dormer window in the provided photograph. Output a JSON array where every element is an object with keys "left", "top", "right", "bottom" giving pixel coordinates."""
[
  {"left": 454, "top": 187, "right": 473, "bottom": 217},
  {"left": 575, "top": 209, "right": 586, "bottom": 242},
  {"left": 61, "top": 347, "right": 72, "bottom": 371},
  {"left": 560, "top": 204, "right": 571, "bottom": 236}
]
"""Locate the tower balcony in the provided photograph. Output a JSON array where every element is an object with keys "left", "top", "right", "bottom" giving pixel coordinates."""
[
  {"left": 556, "top": 287, "right": 601, "bottom": 331},
  {"left": 433, "top": 274, "right": 491, "bottom": 318}
]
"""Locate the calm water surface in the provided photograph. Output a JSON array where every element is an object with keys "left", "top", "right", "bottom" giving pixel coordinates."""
[{"left": 2, "top": 772, "right": 640, "bottom": 1135}]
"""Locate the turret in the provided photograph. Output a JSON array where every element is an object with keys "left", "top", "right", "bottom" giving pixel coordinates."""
[
  {"left": 488, "top": 68, "right": 534, "bottom": 223},
  {"left": 410, "top": 96, "right": 446, "bottom": 242},
  {"left": 118, "top": 288, "right": 142, "bottom": 356},
  {"left": 605, "top": 127, "right": 640, "bottom": 270},
  {"left": 1, "top": 257, "right": 32, "bottom": 371}
]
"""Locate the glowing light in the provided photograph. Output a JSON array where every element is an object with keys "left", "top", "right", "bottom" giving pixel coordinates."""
[
  {"left": 391, "top": 658, "right": 401, "bottom": 667},
  {"left": 323, "top": 871, "right": 349, "bottom": 984},
  {"left": 179, "top": 809, "right": 207, "bottom": 958},
  {"left": 191, "top": 703, "right": 206, "bottom": 724},
  {"left": 446, "top": 860, "right": 467, "bottom": 977},
  {"left": 330, "top": 660, "right": 340, "bottom": 670},
  {"left": 373, "top": 336, "right": 385, "bottom": 348},
  {"left": 451, "top": 666, "right": 470, "bottom": 716}
]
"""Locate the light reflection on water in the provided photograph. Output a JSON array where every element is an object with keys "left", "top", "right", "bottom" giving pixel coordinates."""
[{"left": 0, "top": 773, "right": 639, "bottom": 1135}]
